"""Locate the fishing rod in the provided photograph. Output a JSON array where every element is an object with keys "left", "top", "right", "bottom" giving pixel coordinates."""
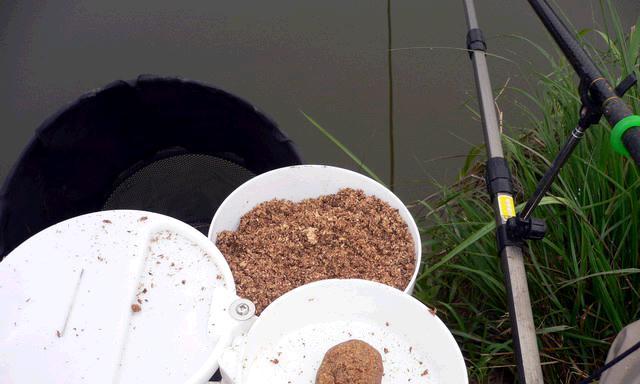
[
  {"left": 462, "top": 0, "right": 640, "bottom": 383},
  {"left": 519, "top": 0, "right": 640, "bottom": 223},
  {"left": 463, "top": 1, "right": 544, "bottom": 382}
]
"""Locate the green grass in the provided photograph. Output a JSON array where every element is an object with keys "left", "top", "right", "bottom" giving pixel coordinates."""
[
  {"left": 305, "top": 1, "right": 639, "bottom": 382},
  {"left": 414, "top": 2, "right": 640, "bottom": 382}
]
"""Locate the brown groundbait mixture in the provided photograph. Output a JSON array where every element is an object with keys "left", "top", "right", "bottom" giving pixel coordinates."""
[
  {"left": 215, "top": 188, "right": 415, "bottom": 314},
  {"left": 316, "top": 340, "right": 383, "bottom": 384}
]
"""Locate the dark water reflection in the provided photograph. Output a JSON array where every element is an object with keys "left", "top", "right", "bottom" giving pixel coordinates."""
[{"left": 1, "top": 0, "right": 638, "bottom": 202}]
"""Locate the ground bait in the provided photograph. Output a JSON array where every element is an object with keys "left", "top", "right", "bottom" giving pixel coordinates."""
[
  {"left": 215, "top": 188, "right": 415, "bottom": 314},
  {"left": 316, "top": 339, "right": 383, "bottom": 384}
]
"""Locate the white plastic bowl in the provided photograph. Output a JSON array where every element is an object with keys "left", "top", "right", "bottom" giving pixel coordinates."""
[
  {"left": 208, "top": 165, "right": 422, "bottom": 293},
  {"left": 220, "top": 279, "right": 468, "bottom": 383}
]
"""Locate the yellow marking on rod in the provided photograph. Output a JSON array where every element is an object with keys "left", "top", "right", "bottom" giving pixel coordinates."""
[{"left": 498, "top": 194, "right": 516, "bottom": 221}]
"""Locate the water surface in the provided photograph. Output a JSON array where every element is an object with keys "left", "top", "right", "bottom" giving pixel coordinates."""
[{"left": 1, "top": 0, "right": 638, "bottom": 201}]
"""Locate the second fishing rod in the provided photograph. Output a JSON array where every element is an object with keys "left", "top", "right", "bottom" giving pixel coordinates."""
[{"left": 463, "top": 0, "right": 640, "bottom": 383}]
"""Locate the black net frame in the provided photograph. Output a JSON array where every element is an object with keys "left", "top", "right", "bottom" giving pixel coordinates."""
[{"left": 0, "top": 76, "right": 301, "bottom": 258}]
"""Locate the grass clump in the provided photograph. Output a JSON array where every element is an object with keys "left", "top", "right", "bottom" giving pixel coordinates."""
[
  {"left": 303, "top": 2, "right": 638, "bottom": 382},
  {"left": 415, "top": 2, "right": 640, "bottom": 382}
]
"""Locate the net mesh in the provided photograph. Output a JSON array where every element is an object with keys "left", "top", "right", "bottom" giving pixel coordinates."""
[{"left": 103, "top": 154, "right": 254, "bottom": 234}]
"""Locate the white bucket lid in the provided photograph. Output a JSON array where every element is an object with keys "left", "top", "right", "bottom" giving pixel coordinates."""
[{"left": 0, "top": 210, "right": 240, "bottom": 384}]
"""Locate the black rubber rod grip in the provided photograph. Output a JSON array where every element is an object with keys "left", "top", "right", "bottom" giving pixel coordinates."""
[{"left": 622, "top": 126, "right": 640, "bottom": 167}]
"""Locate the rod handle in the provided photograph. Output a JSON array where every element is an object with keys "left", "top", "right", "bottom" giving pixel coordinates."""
[
  {"left": 611, "top": 115, "right": 640, "bottom": 167},
  {"left": 622, "top": 126, "right": 640, "bottom": 167}
]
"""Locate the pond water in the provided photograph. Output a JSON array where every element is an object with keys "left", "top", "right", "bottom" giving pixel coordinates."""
[{"left": 1, "top": 0, "right": 638, "bottom": 202}]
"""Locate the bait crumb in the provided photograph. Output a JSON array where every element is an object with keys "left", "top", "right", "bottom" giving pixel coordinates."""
[
  {"left": 271, "top": 358, "right": 279, "bottom": 364},
  {"left": 421, "top": 369, "right": 429, "bottom": 377},
  {"left": 303, "top": 227, "right": 318, "bottom": 244},
  {"left": 383, "top": 347, "right": 389, "bottom": 354},
  {"left": 131, "top": 304, "right": 141, "bottom": 313},
  {"left": 216, "top": 188, "right": 415, "bottom": 314}
]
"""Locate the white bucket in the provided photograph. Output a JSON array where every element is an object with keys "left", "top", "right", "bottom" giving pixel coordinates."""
[{"left": 208, "top": 165, "right": 422, "bottom": 293}]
